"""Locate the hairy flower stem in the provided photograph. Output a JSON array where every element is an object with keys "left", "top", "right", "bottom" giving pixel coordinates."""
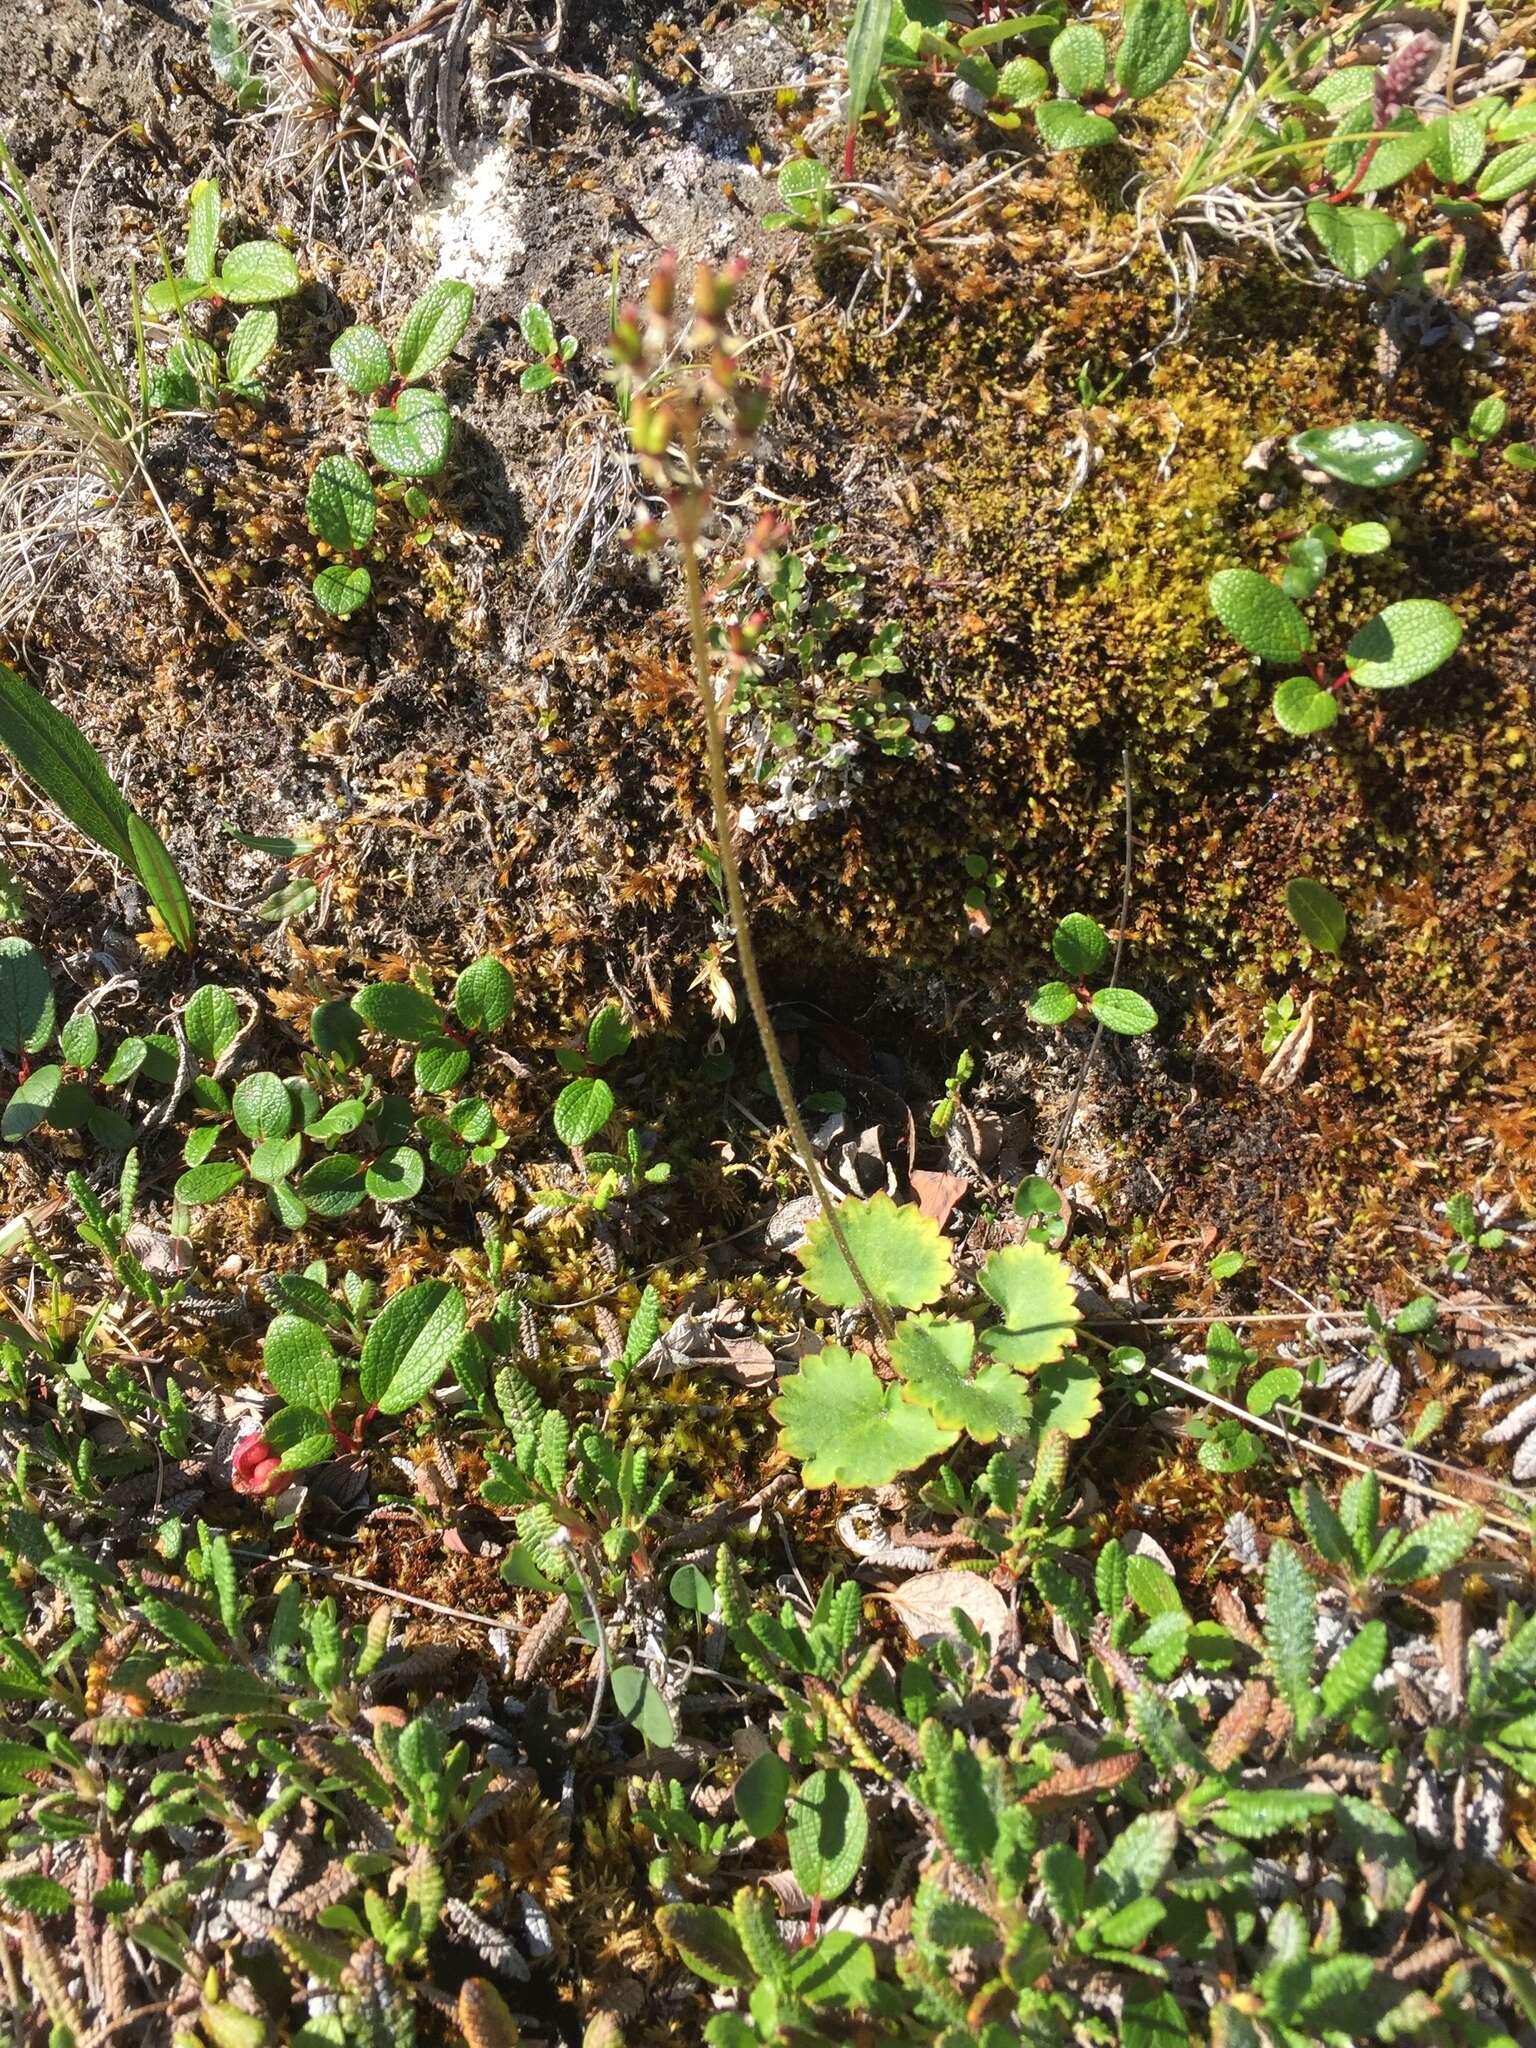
[{"left": 679, "top": 535, "right": 894, "bottom": 1342}]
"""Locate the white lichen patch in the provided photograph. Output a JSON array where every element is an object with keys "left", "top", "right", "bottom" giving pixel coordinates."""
[{"left": 419, "top": 140, "right": 527, "bottom": 292}]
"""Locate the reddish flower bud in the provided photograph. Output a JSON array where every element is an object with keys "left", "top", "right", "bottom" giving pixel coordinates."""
[
  {"left": 609, "top": 310, "right": 644, "bottom": 366},
  {"left": 746, "top": 512, "right": 790, "bottom": 559},
  {"left": 648, "top": 252, "right": 678, "bottom": 320},
  {"left": 231, "top": 1429, "right": 287, "bottom": 1498}
]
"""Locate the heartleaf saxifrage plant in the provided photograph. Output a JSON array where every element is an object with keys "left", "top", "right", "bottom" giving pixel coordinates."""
[
  {"left": 144, "top": 178, "right": 299, "bottom": 409},
  {"left": 1028, "top": 911, "right": 1157, "bottom": 1036},
  {"left": 772, "top": 1192, "right": 1097, "bottom": 1487},
  {"left": 308, "top": 280, "right": 475, "bottom": 615},
  {"left": 1211, "top": 418, "right": 1461, "bottom": 736}
]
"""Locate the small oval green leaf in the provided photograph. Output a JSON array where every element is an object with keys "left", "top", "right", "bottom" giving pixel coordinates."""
[
  {"left": 1284, "top": 877, "right": 1348, "bottom": 955},
  {"left": 1345, "top": 599, "right": 1462, "bottom": 689},
  {"left": 1287, "top": 420, "right": 1427, "bottom": 488},
  {"left": 368, "top": 387, "right": 452, "bottom": 477},
  {"left": 330, "top": 324, "right": 392, "bottom": 396},
  {"left": 218, "top": 241, "right": 301, "bottom": 304},
  {"left": 1208, "top": 569, "right": 1313, "bottom": 662},
  {"left": 306, "top": 456, "right": 377, "bottom": 551},
  {"left": 395, "top": 280, "right": 475, "bottom": 382}
]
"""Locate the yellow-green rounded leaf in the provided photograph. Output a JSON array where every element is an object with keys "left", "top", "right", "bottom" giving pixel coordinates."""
[
  {"left": 797, "top": 1192, "right": 953, "bottom": 1310},
  {"left": 1031, "top": 1359, "right": 1103, "bottom": 1438},
  {"left": 1209, "top": 569, "right": 1313, "bottom": 662},
  {"left": 890, "top": 1315, "right": 1032, "bottom": 1442},
  {"left": 771, "top": 1345, "right": 957, "bottom": 1487},
  {"left": 978, "top": 1243, "right": 1081, "bottom": 1370},
  {"left": 331, "top": 324, "right": 392, "bottom": 397},
  {"left": 1035, "top": 100, "right": 1117, "bottom": 150},
  {"left": 1272, "top": 676, "right": 1339, "bottom": 735},
  {"left": 1345, "top": 599, "right": 1461, "bottom": 689}
]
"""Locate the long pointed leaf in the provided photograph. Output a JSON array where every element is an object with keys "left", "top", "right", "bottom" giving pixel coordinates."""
[
  {"left": 126, "top": 813, "right": 195, "bottom": 952},
  {"left": 0, "top": 664, "right": 134, "bottom": 860},
  {"left": 844, "top": 0, "right": 894, "bottom": 170}
]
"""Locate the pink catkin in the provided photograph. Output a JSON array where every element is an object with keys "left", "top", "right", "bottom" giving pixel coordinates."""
[{"left": 1374, "top": 32, "right": 1439, "bottom": 125}]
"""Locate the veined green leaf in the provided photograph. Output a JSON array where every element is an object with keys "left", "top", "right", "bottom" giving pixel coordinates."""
[
  {"left": 0, "top": 664, "right": 134, "bottom": 861},
  {"left": 395, "top": 279, "right": 475, "bottom": 382},
  {"left": 185, "top": 178, "right": 221, "bottom": 286}
]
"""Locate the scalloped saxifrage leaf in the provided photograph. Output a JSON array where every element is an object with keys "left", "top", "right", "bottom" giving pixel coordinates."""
[
  {"left": 351, "top": 980, "right": 442, "bottom": 1042},
  {"left": 797, "top": 1192, "right": 953, "bottom": 1311},
  {"left": 1049, "top": 22, "right": 1105, "bottom": 96},
  {"left": 1272, "top": 675, "right": 1339, "bottom": 735},
  {"left": 771, "top": 1345, "right": 957, "bottom": 1488},
  {"left": 225, "top": 308, "right": 277, "bottom": 387},
  {"left": 1030, "top": 1359, "right": 1102, "bottom": 1439},
  {"left": 890, "top": 1315, "right": 1032, "bottom": 1442},
  {"left": 554, "top": 1076, "right": 613, "bottom": 1148},
  {"left": 977, "top": 1243, "right": 1081, "bottom": 1370},
  {"left": 1052, "top": 912, "right": 1108, "bottom": 976}
]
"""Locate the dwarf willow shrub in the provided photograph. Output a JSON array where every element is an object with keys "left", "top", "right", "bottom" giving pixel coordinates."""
[
  {"left": 862, "top": 0, "right": 1191, "bottom": 153},
  {"left": 1027, "top": 912, "right": 1158, "bottom": 1035},
  {"left": 304, "top": 280, "right": 475, "bottom": 613},
  {"left": 517, "top": 302, "right": 577, "bottom": 391},
  {"left": 173, "top": 959, "right": 513, "bottom": 1229},
  {"left": 330, "top": 279, "right": 474, "bottom": 469},
  {"left": 144, "top": 179, "right": 297, "bottom": 409},
  {"left": 1210, "top": 420, "right": 1460, "bottom": 735}
]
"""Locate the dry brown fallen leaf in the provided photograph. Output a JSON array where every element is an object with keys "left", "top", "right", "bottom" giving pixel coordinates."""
[
  {"left": 1260, "top": 991, "right": 1316, "bottom": 1092},
  {"left": 909, "top": 1168, "right": 967, "bottom": 1230},
  {"left": 880, "top": 1570, "right": 1014, "bottom": 1662}
]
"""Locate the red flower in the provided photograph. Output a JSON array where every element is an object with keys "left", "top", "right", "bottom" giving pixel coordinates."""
[{"left": 231, "top": 1429, "right": 287, "bottom": 1498}]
